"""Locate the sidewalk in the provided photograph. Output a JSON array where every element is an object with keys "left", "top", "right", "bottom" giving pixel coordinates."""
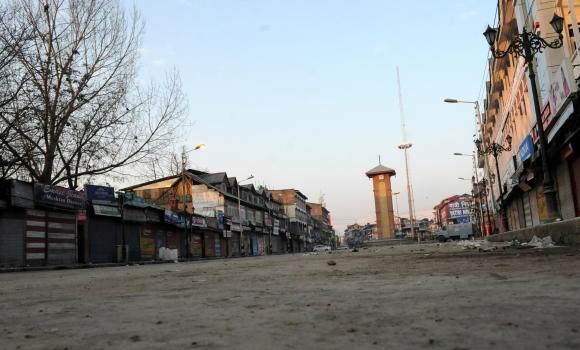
[
  {"left": 0, "top": 255, "right": 245, "bottom": 274},
  {"left": 487, "top": 217, "right": 580, "bottom": 246}
]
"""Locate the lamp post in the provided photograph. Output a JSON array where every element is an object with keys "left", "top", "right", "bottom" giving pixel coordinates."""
[
  {"left": 393, "top": 191, "right": 401, "bottom": 236},
  {"left": 180, "top": 143, "right": 206, "bottom": 259},
  {"left": 479, "top": 177, "right": 492, "bottom": 235},
  {"left": 458, "top": 176, "right": 482, "bottom": 234},
  {"left": 237, "top": 175, "right": 254, "bottom": 257},
  {"left": 475, "top": 136, "right": 512, "bottom": 232},
  {"left": 483, "top": 14, "right": 564, "bottom": 223},
  {"left": 397, "top": 142, "right": 418, "bottom": 243},
  {"left": 444, "top": 98, "right": 498, "bottom": 234},
  {"left": 454, "top": 152, "right": 488, "bottom": 236}
]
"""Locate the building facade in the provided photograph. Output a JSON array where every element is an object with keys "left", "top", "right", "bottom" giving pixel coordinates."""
[{"left": 481, "top": 0, "right": 580, "bottom": 232}]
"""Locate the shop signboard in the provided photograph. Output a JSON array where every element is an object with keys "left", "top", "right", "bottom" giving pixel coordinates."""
[
  {"left": 93, "top": 204, "right": 121, "bottom": 217},
  {"left": 548, "top": 59, "right": 574, "bottom": 117},
  {"left": 533, "top": 59, "right": 576, "bottom": 143},
  {"left": 34, "top": 183, "right": 85, "bottom": 210},
  {"left": 77, "top": 209, "right": 87, "bottom": 222},
  {"left": 164, "top": 209, "right": 182, "bottom": 226},
  {"left": 192, "top": 216, "right": 207, "bottom": 228},
  {"left": 216, "top": 211, "right": 224, "bottom": 230},
  {"left": 517, "top": 135, "right": 534, "bottom": 164},
  {"left": 447, "top": 199, "right": 471, "bottom": 223},
  {"left": 85, "top": 185, "right": 116, "bottom": 205},
  {"left": 230, "top": 222, "right": 241, "bottom": 232},
  {"left": 144, "top": 208, "right": 161, "bottom": 223}
]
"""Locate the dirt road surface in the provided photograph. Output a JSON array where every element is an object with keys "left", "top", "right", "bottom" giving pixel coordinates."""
[{"left": 1, "top": 243, "right": 580, "bottom": 350}]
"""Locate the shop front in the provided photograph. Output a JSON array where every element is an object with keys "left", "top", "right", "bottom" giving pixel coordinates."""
[
  {"left": 85, "top": 185, "right": 122, "bottom": 263},
  {"left": 189, "top": 215, "right": 207, "bottom": 258},
  {"left": 226, "top": 219, "right": 241, "bottom": 257},
  {"left": 122, "top": 199, "right": 164, "bottom": 261},
  {"left": 24, "top": 183, "right": 85, "bottom": 266}
]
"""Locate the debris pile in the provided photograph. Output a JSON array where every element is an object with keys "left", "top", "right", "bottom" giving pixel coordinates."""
[{"left": 522, "top": 235, "right": 557, "bottom": 248}]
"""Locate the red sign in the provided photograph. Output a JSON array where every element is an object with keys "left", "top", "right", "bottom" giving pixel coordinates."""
[{"left": 532, "top": 103, "right": 552, "bottom": 144}]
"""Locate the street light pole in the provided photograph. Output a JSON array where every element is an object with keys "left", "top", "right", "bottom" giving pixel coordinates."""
[
  {"left": 237, "top": 175, "right": 254, "bottom": 257},
  {"left": 445, "top": 99, "right": 498, "bottom": 233},
  {"left": 180, "top": 143, "right": 206, "bottom": 259},
  {"left": 398, "top": 143, "right": 418, "bottom": 243},
  {"left": 475, "top": 137, "right": 512, "bottom": 232},
  {"left": 454, "top": 152, "right": 487, "bottom": 236},
  {"left": 393, "top": 191, "right": 401, "bottom": 236},
  {"left": 483, "top": 14, "right": 564, "bottom": 223}
]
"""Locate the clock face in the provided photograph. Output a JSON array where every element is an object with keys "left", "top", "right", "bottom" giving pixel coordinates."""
[{"left": 379, "top": 175, "right": 384, "bottom": 180}]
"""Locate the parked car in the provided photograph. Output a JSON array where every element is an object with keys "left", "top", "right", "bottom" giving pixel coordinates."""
[
  {"left": 313, "top": 244, "right": 332, "bottom": 252},
  {"left": 435, "top": 223, "right": 475, "bottom": 242}
]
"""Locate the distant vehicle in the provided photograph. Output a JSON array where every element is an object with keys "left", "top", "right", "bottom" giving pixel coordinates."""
[
  {"left": 435, "top": 223, "right": 475, "bottom": 242},
  {"left": 313, "top": 244, "right": 332, "bottom": 252}
]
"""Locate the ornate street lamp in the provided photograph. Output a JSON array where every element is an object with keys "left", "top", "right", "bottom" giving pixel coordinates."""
[
  {"left": 475, "top": 136, "right": 512, "bottom": 232},
  {"left": 483, "top": 14, "right": 564, "bottom": 223}
]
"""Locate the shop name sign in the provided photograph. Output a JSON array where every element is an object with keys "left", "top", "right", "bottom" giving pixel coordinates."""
[
  {"left": 447, "top": 200, "right": 470, "bottom": 219},
  {"left": 517, "top": 135, "right": 534, "bottom": 163},
  {"left": 85, "top": 185, "right": 116, "bottom": 205},
  {"left": 533, "top": 59, "right": 576, "bottom": 143},
  {"left": 549, "top": 59, "right": 574, "bottom": 119},
  {"left": 192, "top": 216, "right": 207, "bottom": 228},
  {"left": 34, "top": 183, "right": 85, "bottom": 210}
]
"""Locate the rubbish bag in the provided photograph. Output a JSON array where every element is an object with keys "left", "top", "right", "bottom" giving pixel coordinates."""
[
  {"left": 158, "top": 247, "right": 179, "bottom": 262},
  {"left": 524, "top": 235, "right": 556, "bottom": 248}
]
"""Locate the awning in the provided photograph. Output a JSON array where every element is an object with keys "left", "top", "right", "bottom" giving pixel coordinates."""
[{"left": 93, "top": 204, "right": 121, "bottom": 217}]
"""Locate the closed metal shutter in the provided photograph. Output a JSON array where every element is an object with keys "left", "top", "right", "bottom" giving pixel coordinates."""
[
  {"left": 204, "top": 232, "right": 215, "bottom": 257},
  {"left": 25, "top": 209, "right": 47, "bottom": 266},
  {"left": 190, "top": 232, "right": 203, "bottom": 258},
  {"left": 88, "top": 217, "right": 119, "bottom": 263},
  {"left": 46, "top": 211, "right": 77, "bottom": 265},
  {"left": 229, "top": 232, "right": 240, "bottom": 257},
  {"left": 0, "top": 211, "right": 25, "bottom": 267}
]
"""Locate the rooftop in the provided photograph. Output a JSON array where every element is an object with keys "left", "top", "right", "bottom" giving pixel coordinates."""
[{"left": 365, "top": 164, "right": 396, "bottom": 177}]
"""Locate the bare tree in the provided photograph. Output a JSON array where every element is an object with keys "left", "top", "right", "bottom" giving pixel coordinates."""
[
  {"left": 142, "top": 145, "right": 190, "bottom": 180},
  {"left": 0, "top": 2, "right": 34, "bottom": 179},
  {"left": 0, "top": 0, "right": 186, "bottom": 188}
]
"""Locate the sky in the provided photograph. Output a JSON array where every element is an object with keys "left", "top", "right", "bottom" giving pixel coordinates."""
[{"left": 128, "top": 0, "right": 497, "bottom": 234}]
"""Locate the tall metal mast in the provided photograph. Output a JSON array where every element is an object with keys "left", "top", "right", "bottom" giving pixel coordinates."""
[{"left": 396, "top": 67, "right": 419, "bottom": 243}]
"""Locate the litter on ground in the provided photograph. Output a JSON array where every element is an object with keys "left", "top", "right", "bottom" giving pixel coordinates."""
[{"left": 523, "top": 235, "right": 557, "bottom": 248}]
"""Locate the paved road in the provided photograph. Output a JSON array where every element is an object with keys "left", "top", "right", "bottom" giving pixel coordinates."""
[{"left": 1, "top": 243, "right": 580, "bottom": 350}]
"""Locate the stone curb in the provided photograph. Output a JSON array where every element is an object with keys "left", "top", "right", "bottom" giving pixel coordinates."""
[{"left": 487, "top": 217, "right": 580, "bottom": 246}]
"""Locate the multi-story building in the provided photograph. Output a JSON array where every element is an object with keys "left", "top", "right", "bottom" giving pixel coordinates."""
[
  {"left": 433, "top": 194, "right": 473, "bottom": 228},
  {"left": 343, "top": 223, "right": 376, "bottom": 247},
  {"left": 124, "top": 170, "right": 283, "bottom": 258},
  {"left": 482, "top": 0, "right": 580, "bottom": 232},
  {"left": 270, "top": 189, "right": 309, "bottom": 252},
  {"left": 307, "top": 202, "right": 336, "bottom": 246}
]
